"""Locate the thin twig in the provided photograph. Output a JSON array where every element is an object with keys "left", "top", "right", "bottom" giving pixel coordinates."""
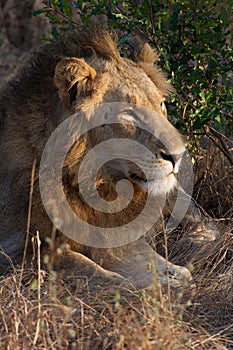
[
  {"left": 52, "top": 6, "right": 82, "bottom": 28},
  {"left": 19, "top": 159, "right": 36, "bottom": 288},
  {"left": 160, "top": 209, "right": 171, "bottom": 314},
  {"left": 204, "top": 125, "right": 233, "bottom": 166},
  {"left": 148, "top": 0, "right": 156, "bottom": 36},
  {"left": 33, "top": 231, "right": 42, "bottom": 346}
]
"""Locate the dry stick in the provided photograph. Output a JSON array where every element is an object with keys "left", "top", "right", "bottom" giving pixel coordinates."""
[
  {"left": 33, "top": 231, "right": 42, "bottom": 346},
  {"left": 13, "top": 310, "right": 20, "bottom": 350},
  {"left": 160, "top": 209, "right": 172, "bottom": 314},
  {"left": 0, "top": 303, "right": 8, "bottom": 333},
  {"left": 50, "top": 5, "right": 83, "bottom": 28},
  {"left": 19, "top": 159, "right": 36, "bottom": 288},
  {"left": 192, "top": 322, "right": 233, "bottom": 348},
  {"left": 148, "top": 0, "right": 156, "bottom": 36},
  {"left": 204, "top": 125, "right": 233, "bottom": 166},
  {"left": 80, "top": 302, "right": 84, "bottom": 350}
]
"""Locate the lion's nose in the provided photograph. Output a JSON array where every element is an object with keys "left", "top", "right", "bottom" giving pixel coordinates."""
[{"left": 160, "top": 151, "right": 184, "bottom": 173}]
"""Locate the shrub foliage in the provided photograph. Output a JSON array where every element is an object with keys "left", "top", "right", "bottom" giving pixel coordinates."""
[{"left": 34, "top": 0, "right": 233, "bottom": 143}]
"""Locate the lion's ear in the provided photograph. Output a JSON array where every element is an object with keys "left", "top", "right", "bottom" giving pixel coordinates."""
[
  {"left": 137, "top": 43, "right": 174, "bottom": 96},
  {"left": 54, "top": 57, "right": 97, "bottom": 106},
  {"left": 137, "top": 43, "right": 159, "bottom": 64},
  {"left": 127, "top": 34, "right": 159, "bottom": 64}
]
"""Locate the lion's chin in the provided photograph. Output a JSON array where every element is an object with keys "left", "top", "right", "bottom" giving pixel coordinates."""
[{"left": 136, "top": 173, "right": 177, "bottom": 197}]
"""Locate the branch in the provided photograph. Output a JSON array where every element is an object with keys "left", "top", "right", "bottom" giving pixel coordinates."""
[{"left": 204, "top": 125, "right": 233, "bottom": 166}]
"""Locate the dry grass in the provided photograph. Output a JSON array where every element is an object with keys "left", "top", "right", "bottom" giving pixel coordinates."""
[
  {"left": 0, "top": 141, "right": 232, "bottom": 349},
  {"left": 193, "top": 138, "right": 233, "bottom": 219},
  {"left": 0, "top": 263, "right": 232, "bottom": 350}
]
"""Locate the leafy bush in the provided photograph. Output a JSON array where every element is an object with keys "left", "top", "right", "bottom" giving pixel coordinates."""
[{"left": 34, "top": 0, "right": 233, "bottom": 144}]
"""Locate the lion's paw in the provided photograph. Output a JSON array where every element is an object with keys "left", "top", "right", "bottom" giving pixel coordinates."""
[{"left": 185, "top": 220, "right": 218, "bottom": 244}]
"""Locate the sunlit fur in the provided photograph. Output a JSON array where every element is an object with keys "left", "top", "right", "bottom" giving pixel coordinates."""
[{"left": 0, "top": 28, "right": 184, "bottom": 267}]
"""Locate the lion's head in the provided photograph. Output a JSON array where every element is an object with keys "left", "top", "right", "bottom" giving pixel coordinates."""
[
  {"left": 0, "top": 29, "right": 186, "bottom": 239},
  {"left": 48, "top": 31, "right": 185, "bottom": 219}
]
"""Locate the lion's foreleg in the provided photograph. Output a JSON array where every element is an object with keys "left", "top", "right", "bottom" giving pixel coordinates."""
[
  {"left": 101, "top": 238, "right": 192, "bottom": 290},
  {"left": 52, "top": 249, "right": 132, "bottom": 291}
]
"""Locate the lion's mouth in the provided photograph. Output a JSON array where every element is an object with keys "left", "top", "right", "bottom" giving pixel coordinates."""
[
  {"left": 128, "top": 171, "right": 177, "bottom": 196},
  {"left": 129, "top": 172, "right": 155, "bottom": 184}
]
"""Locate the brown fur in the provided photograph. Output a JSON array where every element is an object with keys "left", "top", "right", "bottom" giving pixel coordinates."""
[{"left": 0, "top": 29, "right": 193, "bottom": 288}]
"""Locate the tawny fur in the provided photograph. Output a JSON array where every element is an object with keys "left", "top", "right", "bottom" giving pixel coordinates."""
[{"left": 0, "top": 29, "right": 192, "bottom": 286}]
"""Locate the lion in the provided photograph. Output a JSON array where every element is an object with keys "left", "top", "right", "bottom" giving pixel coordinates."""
[{"left": 0, "top": 29, "right": 216, "bottom": 290}]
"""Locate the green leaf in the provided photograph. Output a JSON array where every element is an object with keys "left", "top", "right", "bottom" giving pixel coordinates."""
[
  {"left": 199, "top": 90, "right": 206, "bottom": 103},
  {"left": 32, "top": 9, "right": 46, "bottom": 17},
  {"left": 51, "top": 26, "right": 59, "bottom": 39},
  {"left": 30, "top": 279, "right": 38, "bottom": 290},
  {"left": 220, "top": 7, "right": 228, "bottom": 27},
  {"left": 60, "top": 0, "right": 73, "bottom": 18}
]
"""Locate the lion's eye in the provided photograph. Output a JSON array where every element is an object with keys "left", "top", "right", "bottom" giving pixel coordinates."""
[
  {"left": 121, "top": 114, "right": 135, "bottom": 122},
  {"left": 161, "top": 101, "right": 167, "bottom": 116},
  {"left": 121, "top": 110, "right": 138, "bottom": 122}
]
